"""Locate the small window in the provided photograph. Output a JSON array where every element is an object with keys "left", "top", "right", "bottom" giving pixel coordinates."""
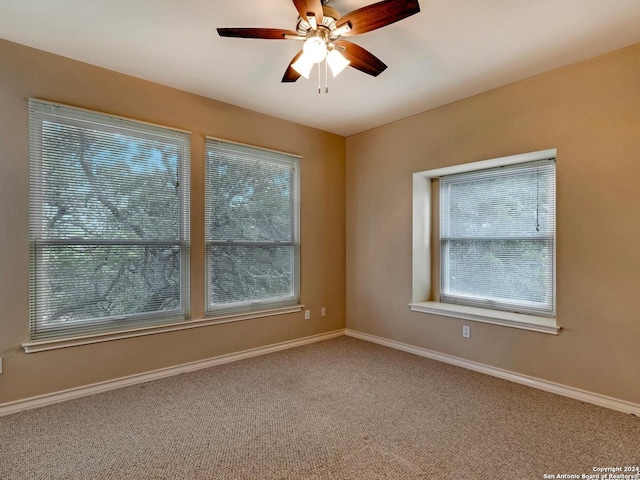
[
  {"left": 205, "top": 138, "right": 300, "bottom": 316},
  {"left": 28, "top": 100, "right": 191, "bottom": 341},
  {"left": 439, "top": 160, "right": 556, "bottom": 316},
  {"left": 410, "top": 149, "right": 558, "bottom": 334}
]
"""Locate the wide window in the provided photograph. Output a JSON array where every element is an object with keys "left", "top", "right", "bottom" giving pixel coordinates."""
[
  {"left": 440, "top": 159, "right": 556, "bottom": 316},
  {"left": 205, "top": 138, "right": 300, "bottom": 316},
  {"left": 28, "top": 99, "right": 190, "bottom": 341}
]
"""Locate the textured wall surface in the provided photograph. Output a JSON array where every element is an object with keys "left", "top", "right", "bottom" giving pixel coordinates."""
[
  {"left": 346, "top": 43, "right": 640, "bottom": 404},
  {"left": 2, "top": 36, "right": 639, "bottom": 408},
  {"left": 0, "top": 39, "right": 346, "bottom": 404}
]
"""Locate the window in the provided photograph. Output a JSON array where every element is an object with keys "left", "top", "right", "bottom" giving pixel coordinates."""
[
  {"left": 440, "top": 160, "right": 555, "bottom": 316},
  {"left": 410, "top": 149, "right": 558, "bottom": 334},
  {"left": 28, "top": 99, "right": 190, "bottom": 341},
  {"left": 205, "top": 138, "right": 300, "bottom": 316}
]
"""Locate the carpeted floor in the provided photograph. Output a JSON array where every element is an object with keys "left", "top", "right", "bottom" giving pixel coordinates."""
[{"left": 0, "top": 336, "right": 638, "bottom": 479}]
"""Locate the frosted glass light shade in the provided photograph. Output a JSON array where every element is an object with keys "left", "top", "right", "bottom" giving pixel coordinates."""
[
  {"left": 291, "top": 53, "right": 314, "bottom": 79},
  {"left": 303, "top": 36, "right": 327, "bottom": 63},
  {"left": 327, "top": 50, "right": 350, "bottom": 77}
]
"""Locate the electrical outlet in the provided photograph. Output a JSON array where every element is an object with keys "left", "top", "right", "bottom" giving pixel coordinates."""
[
  {"left": 0, "top": 357, "right": 3, "bottom": 374},
  {"left": 304, "top": 310, "right": 311, "bottom": 320},
  {"left": 321, "top": 307, "right": 326, "bottom": 317},
  {"left": 462, "top": 325, "right": 470, "bottom": 338}
]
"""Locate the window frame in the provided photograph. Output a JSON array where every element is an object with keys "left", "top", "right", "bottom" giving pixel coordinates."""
[
  {"left": 28, "top": 99, "right": 191, "bottom": 342},
  {"left": 204, "top": 137, "right": 301, "bottom": 318},
  {"left": 440, "top": 159, "right": 556, "bottom": 316},
  {"left": 409, "top": 149, "right": 560, "bottom": 334}
]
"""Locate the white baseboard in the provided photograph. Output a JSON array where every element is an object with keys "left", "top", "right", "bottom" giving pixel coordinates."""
[
  {"left": 0, "top": 329, "right": 346, "bottom": 417},
  {"left": 346, "top": 329, "right": 640, "bottom": 417},
  {"left": 4, "top": 327, "right": 638, "bottom": 419}
]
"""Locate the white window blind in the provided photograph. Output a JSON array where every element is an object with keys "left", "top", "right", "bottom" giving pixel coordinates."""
[
  {"left": 29, "top": 99, "right": 191, "bottom": 341},
  {"left": 440, "top": 159, "right": 556, "bottom": 316},
  {"left": 205, "top": 138, "right": 300, "bottom": 316}
]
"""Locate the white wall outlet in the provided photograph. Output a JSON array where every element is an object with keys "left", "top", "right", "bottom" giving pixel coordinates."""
[
  {"left": 462, "top": 325, "right": 470, "bottom": 338},
  {"left": 321, "top": 307, "right": 326, "bottom": 317},
  {"left": 304, "top": 310, "right": 311, "bottom": 320}
]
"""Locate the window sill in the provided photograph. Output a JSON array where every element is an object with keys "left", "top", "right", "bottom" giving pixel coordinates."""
[
  {"left": 408, "top": 301, "right": 560, "bottom": 335},
  {"left": 22, "top": 305, "right": 304, "bottom": 353}
]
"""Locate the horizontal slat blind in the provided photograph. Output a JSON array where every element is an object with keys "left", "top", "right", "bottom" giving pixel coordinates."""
[
  {"left": 440, "top": 159, "right": 555, "bottom": 316},
  {"left": 205, "top": 138, "right": 300, "bottom": 315},
  {"left": 29, "top": 99, "right": 191, "bottom": 340}
]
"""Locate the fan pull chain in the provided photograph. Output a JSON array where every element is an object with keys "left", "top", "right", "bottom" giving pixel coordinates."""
[
  {"left": 315, "top": 60, "right": 330, "bottom": 94},
  {"left": 325, "top": 58, "right": 329, "bottom": 94}
]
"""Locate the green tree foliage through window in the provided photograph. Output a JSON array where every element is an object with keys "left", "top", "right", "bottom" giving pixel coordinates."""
[
  {"left": 205, "top": 139, "right": 300, "bottom": 315},
  {"left": 29, "top": 100, "right": 190, "bottom": 340}
]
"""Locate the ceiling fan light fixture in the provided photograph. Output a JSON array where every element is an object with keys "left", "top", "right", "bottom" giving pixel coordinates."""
[
  {"left": 302, "top": 36, "right": 328, "bottom": 63},
  {"left": 291, "top": 53, "right": 315, "bottom": 79},
  {"left": 217, "top": 0, "right": 421, "bottom": 88},
  {"left": 327, "top": 49, "right": 350, "bottom": 77}
]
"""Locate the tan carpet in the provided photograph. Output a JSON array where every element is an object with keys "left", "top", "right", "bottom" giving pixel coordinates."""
[{"left": 0, "top": 336, "right": 638, "bottom": 479}]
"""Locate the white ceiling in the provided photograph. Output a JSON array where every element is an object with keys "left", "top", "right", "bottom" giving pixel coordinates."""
[{"left": 1, "top": 0, "right": 640, "bottom": 136}]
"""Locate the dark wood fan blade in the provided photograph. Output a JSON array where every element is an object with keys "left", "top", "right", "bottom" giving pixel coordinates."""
[
  {"left": 292, "top": 0, "right": 323, "bottom": 24},
  {"left": 282, "top": 50, "right": 304, "bottom": 83},
  {"left": 334, "top": 40, "right": 387, "bottom": 77},
  {"left": 217, "top": 28, "right": 298, "bottom": 40},
  {"left": 335, "top": 0, "right": 420, "bottom": 36}
]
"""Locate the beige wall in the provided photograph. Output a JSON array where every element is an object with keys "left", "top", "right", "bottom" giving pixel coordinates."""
[
  {"left": 346, "top": 43, "right": 640, "bottom": 404},
  {"left": 0, "top": 39, "right": 346, "bottom": 404},
  {"left": 2, "top": 35, "right": 639, "bottom": 408}
]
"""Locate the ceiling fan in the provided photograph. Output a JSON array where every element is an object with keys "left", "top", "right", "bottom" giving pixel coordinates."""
[{"left": 217, "top": 0, "right": 421, "bottom": 89}]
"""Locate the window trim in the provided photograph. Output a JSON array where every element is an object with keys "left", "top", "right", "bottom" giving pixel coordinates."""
[
  {"left": 28, "top": 99, "right": 191, "bottom": 342},
  {"left": 409, "top": 148, "right": 560, "bottom": 335},
  {"left": 204, "top": 136, "right": 301, "bottom": 317},
  {"left": 21, "top": 305, "right": 303, "bottom": 353}
]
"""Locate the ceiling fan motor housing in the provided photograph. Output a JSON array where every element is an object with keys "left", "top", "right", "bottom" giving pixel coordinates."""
[{"left": 296, "top": 6, "right": 341, "bottom": 38}]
